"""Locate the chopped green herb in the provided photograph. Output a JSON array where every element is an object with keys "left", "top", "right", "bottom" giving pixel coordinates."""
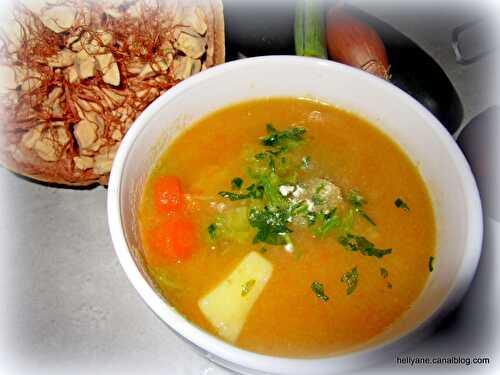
[
  {"left": 219, "top": 183, "right": 264, "bottom": 201},
  {"left": 348, "top": 189, "right": 376, "bottom": 226},
  {"left": 314, "top": 209, "right": 341, "bottom": 238},
  {"left": 348, "top": 189, "right": 366, "bottom": 206},
  {"left": 246, "top": 183, "right": 264, "bottom": 199},
  {"left": 302, "top": 156, "right": 311, "bottom": 169},
  {"left": 306, "top": 211, "right": 317, "bottom": 226},
  {"left": 254, "top": 152, "right": 266, "bottom": 160},
  {"left": 338, "top": 233, "right": 392, "bottom": 258},
  {"left": 290, "top": 201, "right": 309, "bottom": 216},
  {"left": 311, "top": 281, "right": 329, "bottom": 302},
  {"left": 341, "top": 267, "right": 359, "bottom": 295},
  {"left": 207, "top": 223, "right": 217, "bottom": 240},
  {"left": 429, "top": 256, "right": 435, "bottom": 272},
  {"left": 231, "top": 177, "right": 244, "bottom": 190},
  {"left": 260, "top": 247, "right": 268, "bottom": 254},
  {"left": 380, "top": 267, "right": 389, "bottom": 279},
  {"left": 260, "top": 124, "right": 306, "bottom": 148},
  {"left": 387, "top": 282, "right": 393, "bottom": 289},
  {"left": 248, "top": 206, "right": 292, "bottom": 245},
  {"left": 241, "top": 279, "right": 256, "bottom": 296},
  {"left": 218, "top": 191, "right": 250, "bottom": 201},
  {"left": 395, "top": 198, "right": 410, "bottom": 211},
  {"left": 311, "top": 194, "right": 325, "bottom": 205}
]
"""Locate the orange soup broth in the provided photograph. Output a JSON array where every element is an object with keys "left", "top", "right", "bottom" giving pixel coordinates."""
[{"left": 138, "top": 98, "right": 436, "bottom": 357}]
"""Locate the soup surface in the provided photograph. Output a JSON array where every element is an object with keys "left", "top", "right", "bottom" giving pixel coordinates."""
[{"left": 138, "top": 98, "right": 436, "bottom": 357}]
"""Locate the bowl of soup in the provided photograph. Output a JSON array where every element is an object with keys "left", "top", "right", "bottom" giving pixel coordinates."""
[{"left": 107, "top": 56, "right": 482, "bottom": 374}]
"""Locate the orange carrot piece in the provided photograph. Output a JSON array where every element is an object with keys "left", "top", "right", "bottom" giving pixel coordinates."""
[
  {"left": 154, "top": 176, "right": 184, "bottom": 214},
  {"left": 147, "top": 216, "right": 197, "bottom": 263}
]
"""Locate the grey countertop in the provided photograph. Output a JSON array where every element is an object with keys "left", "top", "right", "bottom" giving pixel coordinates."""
[{"left": 1, "top": 1, "right": 499, "bottom": 374}]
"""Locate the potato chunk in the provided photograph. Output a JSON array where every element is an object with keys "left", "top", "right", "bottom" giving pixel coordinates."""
[{"left": 198, "top": 251, "right": 273, "bottom": 343}]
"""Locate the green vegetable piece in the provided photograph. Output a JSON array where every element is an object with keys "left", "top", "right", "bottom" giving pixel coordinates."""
[
  {"left": 212, "top": 207, "right": 253, "bottom": 245},
  {"left": 429, "top": 256, "right": 435, "bottom": 272},
  {"left": 348, "top": 189, "right": 376, "bottom": 226},
  {"left": 311, "top": 281, "right": 329, "bottom": 302},
  {"left": 340, "top": 209, "right": 355, "bottom": 235},
  {"left": 294, "top": 0, "right": 327, "bottom": 58},
  {"left": 338, "top": 233, "right": 392, "bottom": 258},
  {"left": 241, "top": 279, "right": 256, "bottom": 297},
  {"left": 208, "top": 223, "right": 217, "bottom": 240},
  {"left": 149, "top": 267, "right": 183, "bottom": 291},
  {"left": 395, "top": 198, "right": 410, "bottom": 211},
  {"left": 341, "top": 267, "right": 359, "bottom": 295},
  {"left": 231, "top": 177, "right": 244, "bottom": 190},
  {"left": 260, "top": 247, "right": 268, "bottom": 254},
  {"left": 380, "top": 267, "right": 389, "bottom": 279}
]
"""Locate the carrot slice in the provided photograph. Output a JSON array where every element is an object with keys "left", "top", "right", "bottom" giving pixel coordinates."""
[
  {"left": 154, "top": 176, "right": 184, "bottom": 214},
  {"left": 147, "top": 216, "right": 197, "bottom": 264}
]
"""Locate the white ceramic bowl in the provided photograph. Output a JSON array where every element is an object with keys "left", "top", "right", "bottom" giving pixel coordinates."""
[{"left": 107, "top": 56, "right": 483, "bottom": 375}]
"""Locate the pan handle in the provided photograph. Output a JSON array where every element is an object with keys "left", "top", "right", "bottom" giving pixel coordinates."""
[{"left": 452, "top": 19, "right": 495, "bottom": 65}]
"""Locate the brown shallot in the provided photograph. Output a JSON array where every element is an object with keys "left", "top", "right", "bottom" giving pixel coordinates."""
[{"left": 326, "top": 5, "right": 390, "bottom": 80}]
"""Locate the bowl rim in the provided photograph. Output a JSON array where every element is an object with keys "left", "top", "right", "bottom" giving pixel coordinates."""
[{"left": 107, "top": 56, "right": 483, "bottom": 374}]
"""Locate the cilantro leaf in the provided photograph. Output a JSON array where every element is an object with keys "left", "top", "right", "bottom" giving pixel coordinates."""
[
  {"left": 207, "top": 223, "right": 217, "bottom": 240},
  {"left": 311, "top": 281, "right": 329, "bottom": 302},
  {"left": 302, "top": 156, "right": 311, "bottom": 169},
  {"left": 314, "top": 208, "right": 342, "bottom": 238},
  {"left": 241, "top": 279, "right": 256, "bottom": 296},
  {"left": 218, "top": 191, "right": 250, "bottom": 201},
  {"left": 395, "top": 198, "right": 410, "bottom": 211},
  {"left": 348, "top": 189, "right": 376, "bottom": 226},
  {"left": 429, "top": 256, "right": 435, "bottom": 272},
  {"left": 380, "top": 267, "right": 389, "bottom": 278},
  {"left": 248, "top": 206, "right": 292, "bottom": 245},
  {"left": 246, "top": 183, "right": 264, "bottom": 199},
  {"left": 338, "top": 233, "right": 392, "bottom": 258},
  {"left": 341, "top": 267, "right": 359, "bottom": 295},
  {"left": 231, "top": 177, "right": 244, "bottom": 190},
  {"left": 260, "top": 124, "right": 306, "bottom": 148}
]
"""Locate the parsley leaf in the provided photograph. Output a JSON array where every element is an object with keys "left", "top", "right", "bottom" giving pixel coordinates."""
[
  {"left": 348, "top": 189, "right": 376, "bottom": 226},
  {"left": 314, "top": 208, "right": 342, "bottom": 238},
  {"left": 248, "top": 206, "right": 292, "bottom": 245},
  {"left": 302, "top": 156, "right": 311, "bottom": 169},
  {"left": 260, "top": 124, "right": 306, "bottom": 148},
  {"left": 395, "top": 198, "right": 410, "bottom": 211},
  {"left": 218, "top": 191, "right": 250, "bottom": 201},
  {"left": 338, "top": 233, "right": 392, "bottom": 258},
  {"left": 380, "top": 267, "right": 389, "bottom": 278},
  {"left": 429, "top": 256, "right": 435, "bottom": 272},
  {"left": 231, "top": 177, "right": 244, "bottom": 190},
  {"left": 207, "top": 223, "right": 217, "bottom": 240},
  {"left": 311, "top": 281, "right": 329, "bottom": 302},
  {"left": 246, "top": 183, "right": 264, "bottom": 199},
  {"left": 341, "top": 267, "right": 359, "bottom": 295},
  {"left": 241, "top": 279, "right": 256, "bottom": 296}
]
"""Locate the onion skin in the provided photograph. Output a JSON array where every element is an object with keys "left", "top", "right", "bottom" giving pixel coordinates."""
[{"left": 326, "top": 6, "right": 390, "bottom": 79}]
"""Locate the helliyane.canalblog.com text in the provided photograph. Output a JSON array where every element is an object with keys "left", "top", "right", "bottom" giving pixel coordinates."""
[{"left": 395, "top": 355, "right": 491, "bottom": 366}]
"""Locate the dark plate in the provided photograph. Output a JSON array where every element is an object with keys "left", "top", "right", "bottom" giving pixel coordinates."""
[{"left": 223, "top": 0, "right": 463, "bottom": 134}]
